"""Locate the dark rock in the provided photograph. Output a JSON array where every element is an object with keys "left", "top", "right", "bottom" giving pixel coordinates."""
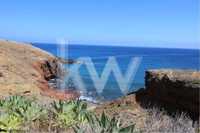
[
  {"left": 0, "top": 72, "right": 3, "bottom": 77},
  {"left": 56, "top": 57, "right": 76, "bottom": 64},
  {"left": 144, "top": 69, "right": 200, "bottom": 119},
  {"left": 40, "top": 59, "right": 63, "bottom": 81}
]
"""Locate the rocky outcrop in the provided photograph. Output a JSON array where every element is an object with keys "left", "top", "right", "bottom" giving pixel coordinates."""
[
  {"left": 96, "top": 69, "right": 200, "bottom": 127},
  {"left": 143, "top": 69, "right": 200, "bottom": 118},
  {"left": 56, "top": 57, "right": 77, "bottom": 64},
  {"left": 0, "top": 39, "right": 79, "bottom": 101},
  {"left": 40, "top": 59, "right": 60, "bottom": 80}
]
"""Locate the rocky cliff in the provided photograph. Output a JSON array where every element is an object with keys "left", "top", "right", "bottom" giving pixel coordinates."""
[
  {"left": 96, "top": 69, "right": 200, "bottom": 125},
  {"left": 143, "top": 69, "right": 200, "bottom": 118},
  {"left": 0, "top": 40, "right": 79, "bottom": 101}
]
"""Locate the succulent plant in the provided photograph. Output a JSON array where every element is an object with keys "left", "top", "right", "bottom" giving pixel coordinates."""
[
  {"left": 14, "top": 102, "right": 47, "bottom": 123},
  {"left": 0, "top": 96, "right": 46, "bottom": 122},
  {"left": 51, "top": 100, "right": 89, "bottom": 128},
  {"left": 0, "top": 96, "right": 32, "bottom": 112},
  {"left": 73, "top": 112, "right": 137, "bottom": 133},
  {"left": 0, "top": 113, "right": 22, "bottom": 132}
]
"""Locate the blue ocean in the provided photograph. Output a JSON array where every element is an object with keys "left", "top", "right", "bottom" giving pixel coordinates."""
[{"left": 33, "top": 43, "right": 199, "bottom": 101}]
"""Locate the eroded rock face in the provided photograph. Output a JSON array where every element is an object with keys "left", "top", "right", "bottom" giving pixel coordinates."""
[
  {"left": 145, "top": 69, "right": 200, "bottom": 116},
  {"left": 40, "top": 59, "right": 61, "bottom": 80},
  {"left": 0, "top": 39, "right": 79, "bottom": 101}
]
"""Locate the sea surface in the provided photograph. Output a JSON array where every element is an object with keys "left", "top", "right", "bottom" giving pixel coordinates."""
[{"left": 33, "top": 43, "right": 199, "bottom": 101}]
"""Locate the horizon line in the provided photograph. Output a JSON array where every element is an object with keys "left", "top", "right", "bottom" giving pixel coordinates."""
[
  {"left": 0, "top": 38, "right": 199, "bottom": 50},
  {"left": 32, "top": 42, "right": 200, "bottom": 50}
]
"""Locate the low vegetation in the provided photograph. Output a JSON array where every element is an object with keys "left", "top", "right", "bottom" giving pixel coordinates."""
[
  {"left": 50, "top": 100, "right": 89, "bottom": 129},
  {"left": 0, "top": 96, "right": 137, "bottom": 133},
  {"left": 141, "top": 108, "right": 198, "bottom": 133},
  {"left": 0, "top": 96, "right": 198, "bottom": 133},
  {"left": 73, "top": 112, "right": 136, "bottom": 133}
]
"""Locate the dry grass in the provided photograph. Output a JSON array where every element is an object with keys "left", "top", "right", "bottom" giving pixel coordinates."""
[
  {"left": 1, "top": 106, "right": 198, "bottom": 133},
  {"left": 62, "top": 107, "right": 199, "bottom": 133},
  {"left": 94, "top": 94, "right": 199, "bottom": 133},
  {"left": 141, "top": 108, "right": 198, "bottom": 133}
]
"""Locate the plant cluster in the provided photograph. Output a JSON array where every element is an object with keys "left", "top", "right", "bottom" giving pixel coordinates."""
[
  {"left": 51, "top": 100, "right": 89, "bottom": 128},
  {"left": 0, "top": 96, "right": 46, "bottom": 132},
  {"left": 73, "top": 112, "right": 137, "bottom": 133},
  {"left": 0, "top": 96, "right": 137, "bottom": 133}
]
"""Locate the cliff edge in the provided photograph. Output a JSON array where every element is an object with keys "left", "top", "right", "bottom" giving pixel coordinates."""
[
  {"left": 0, "top": 40, "right": 79, "bottom": 101},
  {"left": 144, "top": 69, "right": 200, "bottom": 117},
  {"left": 96, "top": 69, "right": 200, "bottom": 127}
]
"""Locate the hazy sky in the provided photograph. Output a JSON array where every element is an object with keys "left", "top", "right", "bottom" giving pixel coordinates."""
[{"left": 0, "top": 0, "right": 199, "bottom": 48}]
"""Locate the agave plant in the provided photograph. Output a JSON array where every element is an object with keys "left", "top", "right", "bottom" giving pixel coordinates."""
[
  {"left": 14, "top": 102, "right": 47, "bottom": 123},
  {"left": 0, "top": 96, "right": 32, "bottom": 112},
  {"left": 72, "top": 100, "right": 88, "bottom": 122},
  {"left": 73, "top": 112, "right": 137, "bottom": 133},
  {"left": 51, "top": 100, "right": 89, "bottom": 128},
  {"left": 0, "top": 113, "right": 22, "bottom": 133},
  {"left": 0, "top": 96, "right": 46, "bottom": 123}
]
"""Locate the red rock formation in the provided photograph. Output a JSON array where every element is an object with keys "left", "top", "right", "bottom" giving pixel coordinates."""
[
  {"left": 0, "top": 39, "right": 79, "bottom": 100},
  {"left": 33, "top": 58, "right": 80, "bottom": 101}
]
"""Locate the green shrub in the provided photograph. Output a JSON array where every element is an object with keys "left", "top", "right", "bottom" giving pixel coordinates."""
[
  {"left": 0, "top": 96, "right": 91, "bottom": 131},
  {"left": 14, "top": 102, "right": 47, "bottom": 123},
  {"left": 51, "top": 100, "right": 89, "bottom": 128},
  {"left": 0, "top": 96, "right": 46, "bottom": 123},
  {"left": 0, "top": 96, "right": 32, "bottom": 112},
  {"left": 73, "top": 112, "right": 137, "bottom": 133},
  {"left": 0, "top": 113, "right": 22, "bottom": 132},
  {"left": 0, "top": 96, "right": 47, "bottom": 132}
]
